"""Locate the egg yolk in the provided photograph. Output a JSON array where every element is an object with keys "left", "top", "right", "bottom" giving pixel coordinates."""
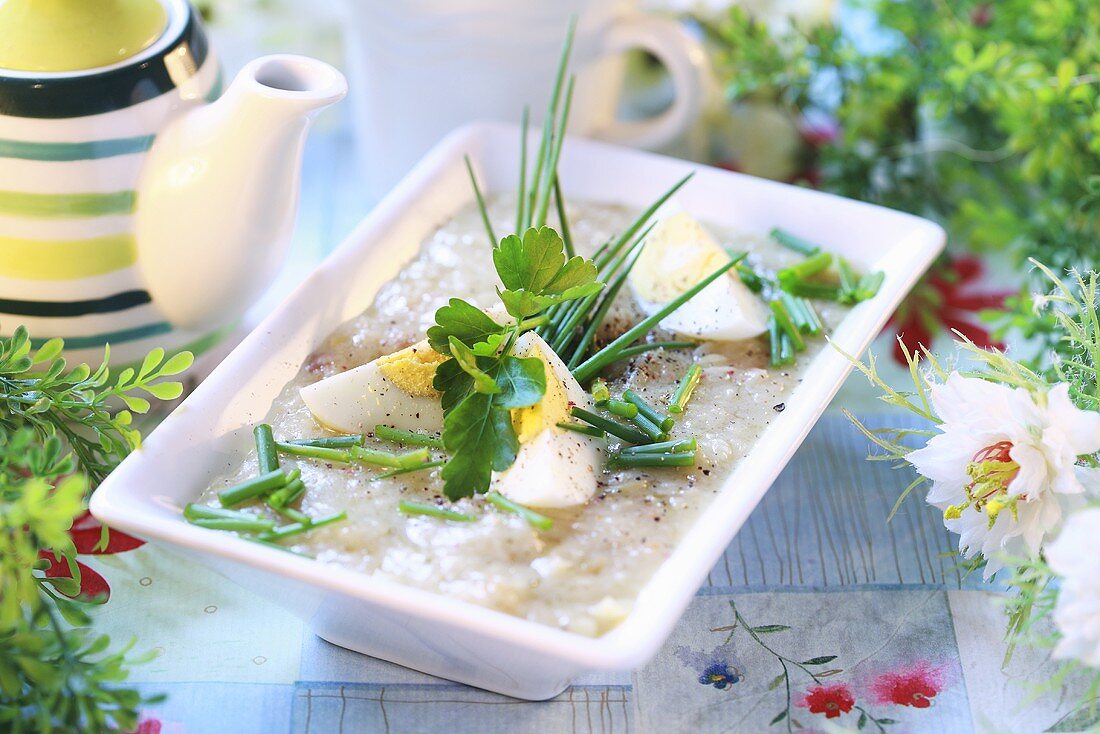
[{"left": 376, "top": 344, "right": 446, "bottom": 397}]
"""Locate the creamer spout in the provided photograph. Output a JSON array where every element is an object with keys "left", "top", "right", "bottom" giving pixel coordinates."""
[{"left": 135, "top": 55, "right": 347, "bottom": 330}]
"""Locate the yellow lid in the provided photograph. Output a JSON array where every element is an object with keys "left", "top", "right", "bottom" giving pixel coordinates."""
[{"left": 0, "top": 0, "right": 168, "bottom": 72}]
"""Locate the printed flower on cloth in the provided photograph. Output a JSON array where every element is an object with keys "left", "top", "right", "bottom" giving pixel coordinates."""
[
  {"left": 797, "top": 682, "right": 855, "bottom": 718},
  {"left": 907, "top": 374, "right": 1100, "bottom": 577},
  {"left": 674, "top": 643, "right": 744, "bottom": 690},
  {"left": 868, "top": 661, "right": 945, "bottom": 709},
  {"left": 1046, "top": 507, "right": 1100, "bottom": 666}
]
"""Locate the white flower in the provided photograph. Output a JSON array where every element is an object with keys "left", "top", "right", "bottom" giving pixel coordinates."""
[
  {"left": 1047, "top": 508, "right": 1100, "bottom": 666},
  {"left": 907, "top": 373, "right": 1100, "bottom": 578}
]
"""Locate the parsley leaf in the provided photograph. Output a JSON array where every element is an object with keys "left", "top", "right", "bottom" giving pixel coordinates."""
[
  {"left": 427, "top": 299, "right": 504, "bottom": 355},
  {"left": 493, "top": 227, "right": 602, "bottom": 318},
  {"left": 448, "top": 337, "right": 500, "bottom": 394},
  {"left": 440, "top": 392, "right": 519, "bottom": 500},
  {"left": 494, "top": 355, "right": 546, "bottom": 409}
]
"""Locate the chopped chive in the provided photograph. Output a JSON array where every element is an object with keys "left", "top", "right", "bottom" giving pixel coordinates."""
[
  {"left": 668, "top": 364, "right": 702, "bottom": 415},
  {"left": 243, "top": 536, "right": 314, "bottom": 557},
  {"left": 350, "top": 445, "right": 430, "bottom": 469},
  {"left": 572, "top": 254, "right": 745, "bottom": 383},
  {"left": 259, "top": 511, "right": 347, "bottom": 541},
  {"left": 272, "top": 506, "right": 312, "bottom": 524},
  {"left": 375, "top": 459, "right": 445, "bottom": 480},
  {"left": 777, "top": 251, "right": 833, "bottom": 283},
  {"left": 485, "top": 491, "right": 554, "bottom": 530},
  {"left": 613, "top": 341, "right": 697, "bottom": 361},
  {"left": 218, "top": 469, "right": 288, "bottom": 508},
  {"left": 465, "top": 155, "right": 496, "bottom": 246},
  {"left": 373, "top": 425, "right": 445, "bottom": 450},
  {"left": 185, "top": 504, "right": 267, "bottom": 522},
  {"left": 516, "top": 105, "right": 529, "bottom": 234},
  {"left": 777, "top": 332, "right": 796, "bottom": 366},
  {"left": 606, "top": 399, "right": 638, "bottom": 419},
  {"left": 629, "top": 411, "right": 666, "bottom": 442},
  {"left": 570, "top": 406, "right": 650, "bottom": 444},
  {"left": 275, "top": 442, "right": 354, "bottom": 463},
  {"left": 555, "top": 421, "right": 606, "bottom": 438},
  {"left": 836, "top": 256, "right": 858, "bottom": 296},
  {"left": 770, "top": 228, "right": 821, "bottom": 256},
  {"left": 735, "top": 262, "right": 768, "bottom": 292},
  {"left": 780, "top": 279, "right": 842, "bottom": 300},
  {"left": 768, "top": 314, "right": 782, "bottom": 367},
  {"left": 623, "top": 389, "right": 673, "bottom": 432},
  {"left": 398, "top": 500, "right": 476, "bottom": 522},
  {"left": 856, "top": 271, "right": 885, "bottom": 301},
  {"left": 769, "top": 300, "right": 806, "bottom": 351},
  {"left": 190, "top": 517, "right": 276, "bottom": 533},
  {"left": 254, "top": 424, "right": 280, "bottom": 473},
  {"left": 591, "top": 378, "right": 611, "bottom": 405},
  {"left": 621, "top": 437, "right": 697, "bottom": 454},
  {"left": 285, "top": 435, "right": 363, "bottom": 449},
  {"left": 779, "top": 293, "right": 810, "bottom": 333},
  {"left": 553, "top": 176, "right": 574, "bottom": 258},
  {"left": 608, "top": 451, "right": 697, "bottom": 469},
  {"left": 267, "top": 478, "right": 305, "bottom": 509}
]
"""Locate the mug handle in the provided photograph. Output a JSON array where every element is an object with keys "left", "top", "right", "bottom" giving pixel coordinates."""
[{"left": 596, "top": 14, "right": 710, "bottom": 150}]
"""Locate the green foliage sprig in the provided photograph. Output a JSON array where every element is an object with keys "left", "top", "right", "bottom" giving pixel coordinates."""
[
  {"left": 0, "top": 326, "right": 192, "bottom": 730},
  {"left": 698, "top": 0, "right": 1100, "bottom": 272}
]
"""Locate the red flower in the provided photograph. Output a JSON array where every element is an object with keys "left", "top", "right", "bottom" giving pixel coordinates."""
[
  {"left": 887, "top": 255, "right": 1012, "bottom": 364},
  {"left": 798, "top": 683, "right": 855, "bottom": 718},
  {"left": 870, "top": 662, "right": 944, "bottom": 708},
  {"left": 38, "top": 550, "right": 111, "bottom": 601},
  {"left": 127, "top": 717, "right": 163, "bottom": 734}
]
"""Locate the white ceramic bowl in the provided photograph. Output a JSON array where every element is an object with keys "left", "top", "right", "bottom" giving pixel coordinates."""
[{"left": 90, "top": 122, "right": 944, "bottom": 700}]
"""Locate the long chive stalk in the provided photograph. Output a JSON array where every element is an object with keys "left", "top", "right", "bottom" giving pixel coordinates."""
[
  {"left": 275, "top": 442, "right": 353, "bottom": 463},
  {"left": 465, "top": 155, "right": 496, "bottom": 246},
  {"left": 553, "top": 176, "right": 574, "bottom": 258},
  {"left": 218, "top": 469, "right": 288, "bottom": 508},
  {"left": 516, "top": 106, "right": 529, "bottom": 234},
  {"left": 485, "top": 491, "right": 553, "bottom": 530},
  {"left": 770, "top": 228, "right": 821, "bottom": 256},
  {"left": 375, "top": 459, "right": 445, "bottom": 480},
  {"left": 272, "top": 506, "right": 312, "bottom": 525},
  {"left": 668, "top": 364, "right": 702, "bottom": 415},
  {"left": 259, "top": 511, "right": 347, "bottom": 541},
  {"left": 569, "top": 407, "right": 650, "bottom": 444},
  {"left": 555, "top": 421, "right": 606, "bottom": 438},
  {"left": 254, "top": 424, "right": 279, "bottom": 473},
  {"left": 525, "top": 18, "right": 576, "bottom": 231},
  {"left": 608, "top": 451, "right": 697, "bottom": 468},
  {"left": 398, "top": 500, "right": 476, "bottom": 522},
  {"left": 190, "top": 517, "right": 277, "bottom": 533},
  {"left": 621, "top": 437, "right": 697, "bottom": 454},
  {"left": 623, "top": 390, "right": 673, "bottom": 432},
  {"left": 613, "top": 341, "right": 696, "bottom": 361},
  {"left": 374, "top": 425, "right": 445, "bottom": 450},
  {"left": 572, "top": 255, "right": 745, "bottom": 383},
  {"left": 350, "top": 445, "right": 430, "bottom": 469},
  {"left": 185, "top": 504, "right": 268, "bottom": 523},
  {"left": 533, "top": 76, "right": 576, "bottom": 228},
  {"left": 565, "top": 241, "right": 648, "bottom": 368},
  {"left": 285, "top": 435, "right": 363, "bottom": 449}
]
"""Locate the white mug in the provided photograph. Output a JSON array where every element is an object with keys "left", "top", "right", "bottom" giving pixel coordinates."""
[{"left": 341, "top": 0, "right": 710, "bottom": 198}]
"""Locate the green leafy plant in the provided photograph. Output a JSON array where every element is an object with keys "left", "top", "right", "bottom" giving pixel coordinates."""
[
  {"left": 697, "top": 0, "right": 1100, "bottom": 273},
  {"left": 0, "top": 326, "right": 192, "bottom": 730}
]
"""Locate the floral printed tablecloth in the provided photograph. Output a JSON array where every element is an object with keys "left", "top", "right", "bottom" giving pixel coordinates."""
[{"left": 81, "top": 122, "right": 1089, "bottom": 734}]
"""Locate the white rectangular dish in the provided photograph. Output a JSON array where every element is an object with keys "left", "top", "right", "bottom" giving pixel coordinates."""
[{"left": 90, "top": 122, "right": 945, "bottom": 700}]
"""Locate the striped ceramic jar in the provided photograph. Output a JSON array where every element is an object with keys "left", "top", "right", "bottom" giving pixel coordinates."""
[{"left": 0, "top": 0, "right": 226, "bottom": 366}]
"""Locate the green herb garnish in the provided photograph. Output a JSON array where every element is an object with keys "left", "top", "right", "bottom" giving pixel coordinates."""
[
  {"left": 606, "top": 398, "right": 638, "bottom": 419},
  {"left": 258, "top": 511, "right": 347, "bottom": 541},
  {"left": 274, "top": 442, "right": 353, "bottom": 463},
  {"left": 621, "top": 437, "right": 697, "bottom": 455},
  {"left": 218, "top": 469, "right": 290, "bottom": 508},
  {"left": 623, "top": 389, "right": 673, "bottom": 432},
  {"left": 398, "top": 501, "right": 476, "bottom": 522},
  {"left": 607, "top": 451, "right": 697, "bottom": 469},
  {"left": 668, "top": 364, "right": 702, "bottom": 415},
  {"left": 555, "top": 421, "right": 606, "bottom": 438},
  {"left": 569, "top": 406, "right": 650, "bottom": 444},
  {"left": 254, "top": 423, "right": 280, "bottom": 473},
  {"left": 374, "top": 424, "right": 445, "bottom": 450},
  {"left": 285, "top": 435, "right": 363, "bottom": 449},
  {"left": 375, "top": 459, "right": 446, "bottom": 480},
  {"left": 485, "top": 491, "right": 553, "bottom": 530}
]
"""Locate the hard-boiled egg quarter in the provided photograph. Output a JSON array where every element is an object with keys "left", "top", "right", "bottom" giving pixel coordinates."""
[
  {"left": 491, "top": 332, "right": 601, "bottom": 509},
  {"left": 629, "top": 209, "right": 769, "bottom": 341},
  {"left": 300, "top": 339, "right": 446, "bottom": 433}
]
